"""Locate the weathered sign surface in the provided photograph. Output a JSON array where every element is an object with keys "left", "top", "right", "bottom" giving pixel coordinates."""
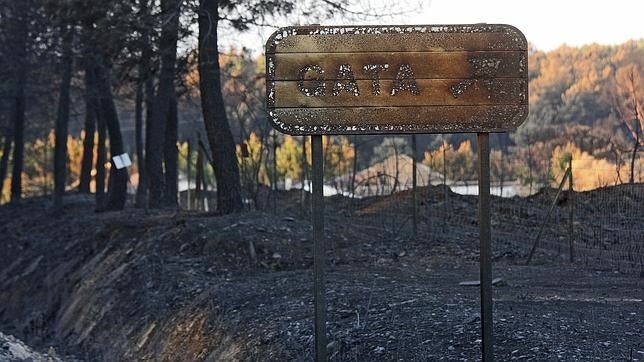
[{"left": 266, "top": 24, "right": 528, "bottom": 135}]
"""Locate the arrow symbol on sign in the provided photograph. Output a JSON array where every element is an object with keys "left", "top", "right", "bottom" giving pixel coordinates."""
[
  {"left": 450, "top": 79, "right": 475, "bottom": 98},
  {"left": 450, "top": 57, "right": 503, "bottom": 98},
  {"left": 470, "top": 57, "right": 502, "bottom": 77}
]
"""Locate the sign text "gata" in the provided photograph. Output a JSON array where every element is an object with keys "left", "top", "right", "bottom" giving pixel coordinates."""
[{"left": 298, "top": 63, "right": 421, "bottom": 97}]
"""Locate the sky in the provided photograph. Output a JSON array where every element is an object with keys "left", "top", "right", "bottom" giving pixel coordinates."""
[
  {"left": 408, "top": 0, "right": 644, "bottom": 51},
  {"left": 220, "top": 0, "right": 644, "bottom": 53}
]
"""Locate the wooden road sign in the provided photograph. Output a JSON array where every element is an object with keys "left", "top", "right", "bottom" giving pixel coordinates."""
[
  {"left": 266, "top": 24, "right": 529, "bottom": 362},
  {"left": 266, "top": 24, "right": 528, "bottom": 135}
]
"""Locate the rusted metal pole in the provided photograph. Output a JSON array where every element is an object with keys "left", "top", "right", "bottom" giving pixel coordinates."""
[
  {"left": 442, "top": 135, "right": 448, "bottom": 232},
  {"left": 568, "top": 158, "right": 574, "bottom": 263},
  {"left": 477, "top": 132, "right": 493, "bottom": 362},
  {"left": 311, "top": 135, "right": 327, "bottom": 361},
  {"left": 273, "top": 130, "right": 278, "bottom": 214},
  {"left": 412, "top": 134, "right": 418, "bottom": 237},
  {"left": 301, "top": 136, "right": 308, "bottom": 216}
]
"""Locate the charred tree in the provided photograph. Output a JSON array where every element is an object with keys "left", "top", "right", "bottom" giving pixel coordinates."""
[
  {"left": 134, "top": 78, "right": 146, "bottom": 207},
  {"left": 9, "top": 1, "right": 29, "bottom": 203},
  {"left": 615, "top": 66, "right": 643, "bottom": 184},
  {"left": 9, "top": 57, "right": 26, "bottom": 202},
  {"left": 195, "top": 141, "right": 204, "bottom": 210},
  {"left": 0, "top": 132, "right": 12, "bottom": 190},
  {"left": 95, "top": 59, "right": 127, "bottom": 211},
  {"left": 53, "top": 27, "right": 74, "bottom": 209},
  {"left": 146, "top": 0, "right": 181, "bottom": 209},
  {"left": 198, "top": 0, "right": 242, "bottom": 214},
  {"left": 95, "top": 110, "right": 107, "bottom": 210},
  {"left": 134, "top": 0, "right": 153, "bottom": 208},
  {"left": 93, "top": 63, "right": 107, "bottom": 211},
  {"left": 163, "top": 92, "right": 179, "bottom": 206},
  {"left": 79, "top": 49, "right": 97, "bottom": 194}
]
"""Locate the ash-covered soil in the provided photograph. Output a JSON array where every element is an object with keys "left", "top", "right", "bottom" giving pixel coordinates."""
[{"left": 0, "top": 186, "right": 642, "bottom": 361}]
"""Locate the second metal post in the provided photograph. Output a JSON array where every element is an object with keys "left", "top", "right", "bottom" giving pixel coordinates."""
[{"left": 477, "top": 132, "right": 494, "bottom": 361}]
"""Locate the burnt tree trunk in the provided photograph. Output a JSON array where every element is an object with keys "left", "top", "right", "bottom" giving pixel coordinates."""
[
  {"left": 135, "top": 0, "right": 152, "bottom": 208},
  {"left": 163, "top": 92, "right": 178, "bottom": 206},
  {"left": 10, "top": 1, "right": 28, "bottom": 203},
  {"left": 79, "top": 59, "right": 97, "bottom": 194},
  {"left": 53, "top": 27, "right": 74, "bottom": 209},
  {"left": 0, "top": 133, "right": 12, "bottom": 192},
  {"left": 195, "top": 142, "right": 204, "bottom": 210},
  {"left": 198, "top": 0, "right": 242, "bottom": 214},
  {"left": 146, "top": 0, "right": 181, "bottom": 208},
  {"left": 95, "top": 104, "right": 107, "bottom": 210},
  {"left": 142, "top": 74, "right": 154, "bottom": 203},
  {"left": 134, "top": 77, "right": 146, "bottom": 207},
  {"left": 10, "top": 67, "right": 26, "bottom": 203},
  {"left": 95, "top": 60, "right": 127, "bottom": 211}
]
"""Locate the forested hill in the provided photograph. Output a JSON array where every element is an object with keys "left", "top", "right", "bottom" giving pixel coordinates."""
[{"left": 512, "top": 40, "right": 643, "bottom": 152}]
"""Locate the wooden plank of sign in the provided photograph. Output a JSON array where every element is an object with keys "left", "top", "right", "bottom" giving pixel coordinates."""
[
  {"left": 267, "top": 26, "right": 526, "bottom": 53},
  {"left": 271, "top": 105, "right": 528, "bottom": 133},
  {"left": 266, "top": 24, "right": 528, "bottom": 135},
  {"left": 273, "top": 52, "right": 525, "bottom": 80},
  {"left": 273, "top": 79, "right": 526, "bottom": 108}
]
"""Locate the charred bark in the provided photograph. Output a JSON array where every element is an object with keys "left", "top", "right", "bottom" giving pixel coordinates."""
[
  {"left": 198, "top": 0, "right": 242, "bottom": 214},
  {"left": 146, "top": 0, "right": 181, "bottom": 209},
  {"left": 163, "top": 92, "right": 178, "bottom": 207},
  {"left": 0, "top": 132, "right": 12, "bottom": 192},
  {"left": 95, "top": 104, "right": 107, "bottom": 211},
  {"left": 53, "top": 27, "right": 74, "bottom": 209},
  {"left": 95, "top": 59, "right": 127, "bottom": 211},
  {"left": 79, "top": 61, "right": 97, "bottom": 194},
  {"left": 135, "top": 0, "right": 152, "bottom": 208},
  {"left": 195, "top": 142, "right": 204, "bottom": 210},
  {"left": 10, "top": 64, "right": 26, "bottom": 203},
  {"left": 134, "top": 79, "right": 146, "bottom": 207},
  {"left": 9, "top": 1, "right": 29, "bottom": 203}
]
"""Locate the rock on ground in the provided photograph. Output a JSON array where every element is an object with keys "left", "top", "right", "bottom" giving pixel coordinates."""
[{"left": 0, "top": 332, "right": 62, "bottom": 362}]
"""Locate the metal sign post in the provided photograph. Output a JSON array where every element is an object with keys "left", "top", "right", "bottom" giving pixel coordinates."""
[
  {"left": 311, "top": 134, "right": 327, "bottom": 361},
  {"left": 477, "top": 132, "right": 493, "bottom": 360},
  {"left": 265, "top": 24, "right": 528, "bottom": 361},
  {"left": 412, "top": 134, "right": 418, "bottom": 236}
]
